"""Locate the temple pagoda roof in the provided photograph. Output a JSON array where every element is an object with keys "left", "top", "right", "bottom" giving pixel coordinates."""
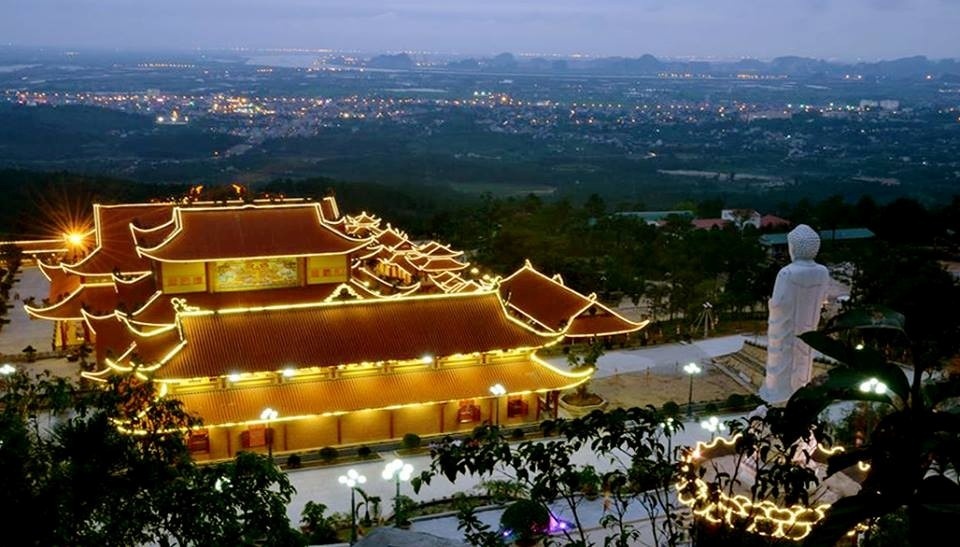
[
  {"left": 126, "top": 283, "right": 348, "bottom": 328},
  {"left": 83, "top": 312, "right": 136, "bottom": 364},
  {"left": 567, "top": 306, "right": 649, "bottom": 338},
  {"left": 113, "top": 273, "right": 158, "bottom": 314},
  {"left": 137, "top": 203, "right": 370, "bottom": 262},
  {"left": 318, "top": 196, "right": 341, "bottom": 223},
  {"left": 498, "top": 261, "right": 647, "bottom": 337},
  {"left": 25, "top": 283, "right": 120, "bottom": 321},
  {"left": 62, "top": 203, "right": 174, "bottom": 276},
  {"left": 418, "top": 241, "right": 464, "bottom": 258},
  {"left": 146, "top": 292, "right": 557, "bottom": 380},
  {"left": 44, "top": 266, "right": 82, "bottom": 302},
  {"left": 402, "top": 255, "right": 470, "bottom": 273},
  {"left": 375, "top": 226, "right": 410, "bottom": 250},
  {"left": 1, "top": 237, "right": 72, "bottom": 256},
  {"left": 130, "top": 218, "right": 177, "bottom": 249},
  {"left": 170, "top": 357, "right": 589, "bottom": 427},
  {"left": 498, "top": 262, "right": 595, "bottom": 331}
]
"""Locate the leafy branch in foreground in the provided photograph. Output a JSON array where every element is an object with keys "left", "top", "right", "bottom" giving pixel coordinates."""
[{"left": 412, "top": 406, "right": 687, "bottom": 547}]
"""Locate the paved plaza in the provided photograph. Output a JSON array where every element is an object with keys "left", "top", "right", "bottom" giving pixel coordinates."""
[{"left": 0, "top": 266, "right": 79, "bottom": 379}]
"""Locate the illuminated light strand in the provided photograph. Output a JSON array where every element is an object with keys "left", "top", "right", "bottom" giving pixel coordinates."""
[
  {"left": 61, "top": 203, "right": 169, "bottom": 277},
  {"left": 24, "top": 282, "right": 118, "bottom": 321},
  {"left": 676, "top": 434, "right": 848, "bottom": 541},
  {"left": 147, "top": 357, "right": 590, "bottom": 432},
  {"left": 135, "top": 202, "right": 373, "bottom": 263},
  {"left": 109, "top": 352, "right": 585, "bottom": 434}
]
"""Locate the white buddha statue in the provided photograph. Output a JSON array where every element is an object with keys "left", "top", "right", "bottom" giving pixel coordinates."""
[{"left": 759, "top": 225, "right": 831, "bottom": 404}]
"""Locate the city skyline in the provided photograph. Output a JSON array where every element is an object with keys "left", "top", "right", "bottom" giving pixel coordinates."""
[{"left": 2, "top": 0, "right": 958, "bottom": 61}]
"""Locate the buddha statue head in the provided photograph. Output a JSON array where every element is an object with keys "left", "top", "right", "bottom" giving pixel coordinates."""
[{"left": 788, "top": 224, "right": 820, "bottom": 261}]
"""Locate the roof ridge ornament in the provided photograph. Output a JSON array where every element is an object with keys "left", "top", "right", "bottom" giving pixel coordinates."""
[{"left": 171, "top": 297, "right": 200, "bottom": 313}]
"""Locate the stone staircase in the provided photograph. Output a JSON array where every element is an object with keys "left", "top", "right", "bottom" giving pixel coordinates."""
[
  {"left": 714, "top": 340, "right": 833, "bottom": 390},
  {"left": 714, "top": 341, "right": 769, "bottom": 388}
]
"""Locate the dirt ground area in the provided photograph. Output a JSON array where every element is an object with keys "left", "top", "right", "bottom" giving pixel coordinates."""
[{"left": 588, "top": 363, "right": 752, "bottom": 409}]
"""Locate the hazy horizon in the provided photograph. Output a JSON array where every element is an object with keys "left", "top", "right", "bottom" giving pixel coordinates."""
[{"left": 2, "top": 0, "right": 958, "bottom": 62}]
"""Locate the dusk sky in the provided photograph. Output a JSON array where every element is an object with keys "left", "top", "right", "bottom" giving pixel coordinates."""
[{"left": 2, "top": 0, "right": 958, "bottom": 60}]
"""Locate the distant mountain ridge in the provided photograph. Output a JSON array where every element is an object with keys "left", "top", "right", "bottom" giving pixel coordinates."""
[{"left": 353, "top": 51, "right": 960, "bottom": 78}]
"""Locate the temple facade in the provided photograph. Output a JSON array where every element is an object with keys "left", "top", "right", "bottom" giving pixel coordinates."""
[{"left": 27, "top": 197, "right": 646, "bottom": 460}]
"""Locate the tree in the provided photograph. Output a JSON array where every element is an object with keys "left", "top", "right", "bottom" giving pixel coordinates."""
[
  {"left": 413, "top": 407, "right": 687, "bottom": 547},
  {"left": 0, "top": 371, "right": 305, "bottom": 546},
  {"left": 300, "top": 502, "right": 341, "bottom": 544},
  {"left": 775, "top": 308, "right": 960, "bottom": 546},
  {"left": 565, "top": 339, "right": 605, "bottom": 404}
]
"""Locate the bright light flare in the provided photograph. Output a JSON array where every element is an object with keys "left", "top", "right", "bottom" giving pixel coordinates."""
[
  {"left": 339, "top": 468, "right": 367, "bottom": 488},
  {"left": 858, "top": 377, "right": 888, "bottom": 395},
  {"left": 65, "top": 232, "right": 85, "bottom": 246}
]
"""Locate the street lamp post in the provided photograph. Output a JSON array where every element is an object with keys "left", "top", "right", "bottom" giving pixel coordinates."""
[
  {"left": 489, "top": 383, "right": 506, "bottom": 426},
  {"left": 0, "top": 364, "right": 15, "bottom": 391},
  {"left": 338, "top": 469, "right": 367, "bottom": 545},
  {"left": 683, "top": 362, "right": 702, "bottom": 419},
  {"left": 259, "top": 407, "right": 278, "bottom": 461},
  {"left": 382, "top": 458, "right": 414, "bottom": 526},
  {"left": 700, "top": 416, "right": 726, "bottom": 440}
]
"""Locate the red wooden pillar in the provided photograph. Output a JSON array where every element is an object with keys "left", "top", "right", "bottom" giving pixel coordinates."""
[{"left": 439, "top": 403, "right": 445, "bottom": 433}]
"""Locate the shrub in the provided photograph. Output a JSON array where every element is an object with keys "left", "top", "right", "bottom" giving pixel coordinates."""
[
  {"left": 357, "top": 445, "right": 372, "bottom": 459},
  {"left": 480, "top": 479, "right": 528, "bottom": 504},
  {"left": 401, "top": 433, "right": 421, "bottom": 450},
  {"left": 661, "top": 400, "right": 681, "bottom": 417},
  {"left": 540, "top": 420, "right": 557, "bottom": 437},
  {"left": 510, "top": 428, "right": 525, "bottom": 441},
  {"left": 318, "top": 446, "right": 339, "bottom": 463},
  {"left": 704, "top": 402, "right": 720, "bottom": 414},
  {"left": 300, "top": 501, "right": 340, "bottom": 544},
  {"left": 395, "top": 494, "right": 417, "bottom": 526},
  {"left": 286, "top": 453, "right": 302, "bottom": 469},
  {"left": 725, "top": 393, "right": 746, "bottom": 409},
  {"left": 500, "top": 499, "right": 550, "bottom": 543}
]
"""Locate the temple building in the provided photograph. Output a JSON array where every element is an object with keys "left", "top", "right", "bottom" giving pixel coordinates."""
[{"left": 26, "top": 197, "right": 646, "bottom": 460}]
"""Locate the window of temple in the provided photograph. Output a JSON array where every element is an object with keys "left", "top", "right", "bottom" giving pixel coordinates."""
[
  {"left": 507, "top": 395, "right": 529, "bottom": 418},
  {"left": 457, "top": 400, "right": 481, "bottom": 423},
  {"left": 240, "top": 424, "right": 273, "bottom": 448},
  {"left": 187, "top": 429, "right": 210, "bottom": 453}
]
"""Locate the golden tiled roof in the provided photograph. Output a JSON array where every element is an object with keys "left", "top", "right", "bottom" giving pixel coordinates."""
[
  {"left": 128, "top": 283, "right": 343, "bottom": 327},
  {"left": 84, "top": 313, "right": 135, "bottom": 364},
  {"left": 154, "top": 292, "right": 557, "bottom": 379},
  {"left": 498, "top": 263, "right": 593, "bottom": 331},
  {"left": 567, "top": 311, "right": 648, "bottom": 337},
  {"left": 63, "top": 204, "right": 174, "bottom": 275},
  {"left": 138, "top": 204, "right": 369, "bottom": 262},
  {"left": 169, "top": 357, "right": 588, "bottom": 426},
  {"left": 499, "top": 262, "right": 646, "bottom": 337},
  {"left": 25, "top": 283, "right": 119, "bottom": 321}
]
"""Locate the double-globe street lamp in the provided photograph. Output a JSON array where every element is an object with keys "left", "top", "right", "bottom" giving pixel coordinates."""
[
  {"left": 338, "top": 469, "right": 367, "bottom": 545},
  {"left": 683, "top": 362, "right": 702, "bottom": 419},
  {"left": 489, "top": 383, "right": 506, "bottom": 426},
  {"left": 259, "top": 407, "right": 278, "bottom": 460},
  {"left": 700, "top": 416, "right": 726, "bottom": 440},
  {"left": 382, "top": 458, "right": 414, "bottom": 527}
]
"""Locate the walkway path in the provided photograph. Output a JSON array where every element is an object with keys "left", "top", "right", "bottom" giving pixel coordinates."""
[
  {"left": 545, "top": 335, "right": 746, "bottom": 378},
  {"left": 285, "top": 411, "right": 746, "bottom": 542},
  {"left": 0, "top": 266, "right": 81, "bottom": 379}
]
